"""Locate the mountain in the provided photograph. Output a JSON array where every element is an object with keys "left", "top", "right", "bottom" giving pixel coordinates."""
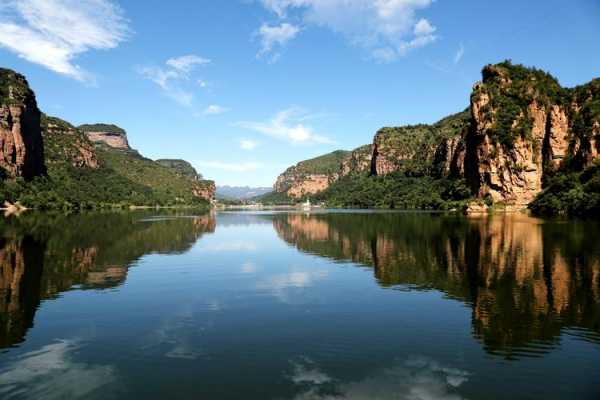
[
  {"left": 273, "top": 150, "right": 350, "bottom": 199},
  {"left": 156, "top": 159, "right": 203, "bottom": 180},
  {"left": 269, "top": 61, "right": 600, "bottom": 216},
  {"left": 79, "top": 123, "right": 130, "bottom": 150},
  {"left": 0, "top": 68, "right": 215, "bottom": 209},
  {"left": 216, "top": 185, "right": 271, "bottom": 200},
  {"left": 0, "top": 68, "right": 45, "bottom": 179}
]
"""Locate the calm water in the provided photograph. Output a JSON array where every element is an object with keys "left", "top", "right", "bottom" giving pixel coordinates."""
[{"left": 0, "top": 210, "right": 599, "bottom": 399}]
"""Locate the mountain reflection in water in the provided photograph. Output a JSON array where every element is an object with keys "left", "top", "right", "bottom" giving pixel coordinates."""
[
  {"left": 0, "top": 211, "right": 599, "bottom": 400},
  {"left": 273, "top": 212, "right": 600, "bottom": 358},
  {"left": 0, "top": 212, "right": 215, "bottom": 348}
]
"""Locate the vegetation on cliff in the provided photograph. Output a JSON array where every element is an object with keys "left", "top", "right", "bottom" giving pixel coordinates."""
[
  {"left": 78, "top": 123, "right": 126, "bottom": 135},
  {"left": 314, "top": 173, "right": 472, "bottom": 210},
  {"left": 0, "top": 115, "right": 213, "bottom": 210},
  {"left": 529, "top": 161, "right": 600, "bottom": 217},
  {"left": 373, "top": 110, "right": 469, "bottom": 176},
  {"left": 156, "top": 159, "right": 203, "bottom": 180}
]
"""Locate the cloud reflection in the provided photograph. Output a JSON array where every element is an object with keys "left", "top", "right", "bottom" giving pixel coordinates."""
[
  {"left": 289, "top": 356, "right": 470, "bottom": 400},
  {"left": 0, "top": 340, "right": 115, "bottom": 400}
]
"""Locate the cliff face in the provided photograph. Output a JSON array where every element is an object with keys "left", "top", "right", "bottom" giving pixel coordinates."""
[
  {"left": 271, "top": 62, "right": 600, "bottom": 209},
  {"left": 274, "top": 150, "right": 349, "bottom": 198},
  {"left": 465, "top": 63, "right": 600, "bottom": 207},
  {"left": 0, "top": 69, "right": 45, "bottom": 179},
  {"left": 79, "top": 123, "right": 130, "bottom": 150},
  {"left": 371, "top": 111, "right": 469, "bottom": 177},
  {"left": 42, "top": 116, "right": 99, "bottom": 169},
  {"left": 340, "top": 144, "right": 373, "bottom": 176},
  {"left": 193, "top": 180, "right": 216, "bottom": 202}
]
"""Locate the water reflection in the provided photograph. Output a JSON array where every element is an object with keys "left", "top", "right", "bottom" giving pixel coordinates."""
[
  {"left": 0, "top": 340, "right": 115, "bottom": 400},
  {"left": 288, "top": 356, "right": 470, "bottom": 400},
  {"left": 273, "top": 213, "right": 600, "bottom": 358},
  {"left": 0, "top": 211, "right": 216, "bottom": 349}
]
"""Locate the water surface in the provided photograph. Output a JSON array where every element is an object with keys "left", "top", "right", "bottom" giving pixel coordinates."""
[{"left": 0, "top": 210, "right": 599, "bottom": 399}]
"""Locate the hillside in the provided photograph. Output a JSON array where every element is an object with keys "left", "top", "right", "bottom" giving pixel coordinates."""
[
  {"left": 269, "top": 61, "right": 600, "bottom": 215},
  {"left": 156, "top": 159, "right": 203, "bottom": 180},
  {"left": 216, "top": 186, "right": 271, "bottom": 200},
  {"left": 0, "top": 68, "right": 215, "bottom": 209},
  {"left": 274, "top": 150, "right": 350, "bottom": 198}
]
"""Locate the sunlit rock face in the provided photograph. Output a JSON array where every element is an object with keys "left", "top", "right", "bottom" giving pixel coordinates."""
[
  {"left": 0, "top": 69, "right": 45, "bottom": 179},
  {"left": 79, "top": 124, "right": 130, "bottom": 150},
  {"left": 0, "top": 212, "right": 216, "bottom": 348},
  {"left": 465, "top": 64, "right": 600, "bottom": 207},
  {"left": 273, "top": 212, "right": 600, "bottom": 358}
]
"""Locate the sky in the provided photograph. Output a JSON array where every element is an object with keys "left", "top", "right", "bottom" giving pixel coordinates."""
[{"left": 0, "top": 0, "right": 599, "bottom": 187}]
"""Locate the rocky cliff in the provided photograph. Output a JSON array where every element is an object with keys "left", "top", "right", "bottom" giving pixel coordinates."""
[
  {"left": 463, "top": 62, "right": 599, "bottom": 207},
  {"left": 79, "top": 123, "right": 130, "bottom": 150},
  {"left": 42, "top": 115, "right": 100, "bottom": 169},
  {"left": 371, "top": 110, "right": 469, "bottom": 177},
  {"left": 0, "top": 67, "right": 217, "bottom": 208},
  {"left": 274, "top": 150, "right": 349, "bottom": 198},
  {"left": 0, "top": 69, "right": 45, "bottom": 179},
  {"left": 271, "top": 61, "right": 600, "bottom": 209}
]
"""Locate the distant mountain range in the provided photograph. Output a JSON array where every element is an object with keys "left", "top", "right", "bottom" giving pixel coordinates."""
[{"left": 216, "top": 186, "right": 272, "bottom": 200}]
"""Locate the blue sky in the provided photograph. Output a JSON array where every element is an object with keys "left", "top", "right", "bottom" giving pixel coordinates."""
[{"left": 1, "top": 0, "right": 599, "bottom": 187}]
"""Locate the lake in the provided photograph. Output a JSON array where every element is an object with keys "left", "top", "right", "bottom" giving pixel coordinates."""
[{"left": 0, "top": 210, "right": 599, "bottom": 399}]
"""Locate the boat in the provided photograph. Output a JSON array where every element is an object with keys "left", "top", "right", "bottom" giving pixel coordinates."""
[{"left": 301, "top": 199, "right": 311, "bottom": 210}]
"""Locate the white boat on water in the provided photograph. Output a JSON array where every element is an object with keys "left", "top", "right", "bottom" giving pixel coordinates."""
[{"left": 301, "top": 199, "right": 311, "bottom": 210}]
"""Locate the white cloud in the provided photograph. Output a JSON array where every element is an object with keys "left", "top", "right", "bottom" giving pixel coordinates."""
[
  {"left": 166, "top": 54, "right": 210, "bottom": 72},
  {"left": 453, "top": 43, "right": 465, "bottom": 64},
  {"left": 240, "top": 139, "right": 259, "bottom": 150},
  {"left": 138, "top": 54, "right": 210, "bottom": 106},
  {"left": 258, "top": 0, "right": 437, "bottom": 61},
  {"left": 197, "top": 79, "right": 208, "bottom": 88},
  {"left": 203, "top": 104, "right": 228, "bottom": 115},
  {"left": 198, "top": 161, "right": 262, "bottom": 172},
  {"left": 257, "top": 22, "right": 300, "bottom": 60},
  {"left": 237, "top": 107, "right": 335, "bottom": 145},
  {"left": 0, "top": 0, "right": 129, "bottom": 81}
]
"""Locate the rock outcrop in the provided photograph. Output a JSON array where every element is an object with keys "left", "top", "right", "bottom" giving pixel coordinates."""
[
  {"left": 193, "top": 180, "right": 216, "bottom": 202},
  {"left": 464, "top": 63, "right": 600, "bottom": 207},
  {"left": 340, "top": 144, "right": 373, "bottom": 176},
  {"left": 0, "top": 69, "right": 45, "bottom": 179},
  {"left": 271, "top": 61, "right": 600, "bottom": 209},
  {"left": 371, "top": 111, "right": 469, "bottom": 177},
  {"left": 42, "top": 116, "right": 99, "bottom": 169},
  {"left": 79, "top": 123, "right": 130, "bottom": 150},
  {"left": 274, "top": 150, "right": 349, "bottom": 199}
]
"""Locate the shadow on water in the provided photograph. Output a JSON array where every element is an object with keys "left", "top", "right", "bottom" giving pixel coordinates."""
[
  {"left": 271, "top": 212, "right": 600, "bottom": 359},
  {"left": 0, "top": 211, "right": 216, "bottom": 349}
]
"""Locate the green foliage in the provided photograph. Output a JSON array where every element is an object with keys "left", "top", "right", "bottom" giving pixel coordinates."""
[
  {"left": 291, "top": 150, "right": 350, "bottom": 175},
  {"left": 156, "top": 159, "right": 202, "bottom": 180},
  {"left": 529, "top": 161, "right": 600, "bottom": 217},
  {"left": 479, "top": 60, "right": 568, "bottom": 150},
  {"left": 375, "top": 110, "right": 469, "bottom": 176},
  {"left": 312, "top": 172, "right": 472, "bottom": 210},
  {"left": 0, "top": 115, "right": 211, "bottom": 210},
  {"left": 0, "top": 68, "right": 34, "bottom": 105},
  {"left": 255, "top": 190, "right": 292, "bottom": 205},
  {"left": 78, "top": 123, "right": 126, "bottom": 135}
]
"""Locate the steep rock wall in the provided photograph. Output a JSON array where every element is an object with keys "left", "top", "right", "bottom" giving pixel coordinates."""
[{"left": 0, "top": 69, "right": 45, "bottom": 179}]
